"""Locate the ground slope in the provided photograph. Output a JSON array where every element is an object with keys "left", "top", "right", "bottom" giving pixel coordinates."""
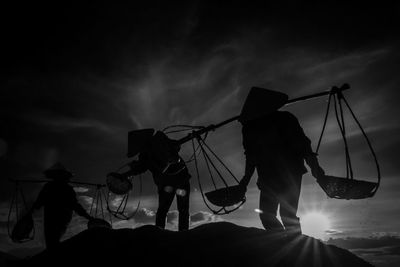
[{"left": 19, "top": 222, "right": 372, "bottom": 267}]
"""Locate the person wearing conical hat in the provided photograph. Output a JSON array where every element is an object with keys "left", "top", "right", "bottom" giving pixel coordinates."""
[
  {"left": 43, "top": 162, "right": 74, "bottom": 181},
  {"left": 239, "top": 111, "right": 325, "bottom": 236},
  {"left": 31, "top": 162, "right": 94, "bottom": 248}
]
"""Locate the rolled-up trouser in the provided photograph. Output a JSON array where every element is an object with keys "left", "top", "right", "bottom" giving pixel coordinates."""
[{"left": 155, "top": 184, "right": 190, "bottom": 231}]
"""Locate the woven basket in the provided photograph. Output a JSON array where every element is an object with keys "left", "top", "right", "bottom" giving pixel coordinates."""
[
  {"left": 106, "top": 172, "right": 133, "bottom": 195},
  {"left": 205, "top": 185, "right": 246, "bottom": 207},
  {"left": 317, "top": 175, "right": 378, "bottom": 199},
  {"left": 11, "top": 213, "right": 34, "bottom": 243}
]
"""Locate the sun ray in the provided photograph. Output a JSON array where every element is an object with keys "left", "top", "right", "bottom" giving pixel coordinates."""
[{"left": 300, "top": 212, "right": 331, "bottom": 240}]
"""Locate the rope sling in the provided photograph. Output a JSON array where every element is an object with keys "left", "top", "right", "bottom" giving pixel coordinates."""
[
  {"left": 7, "top": 181, "right": 35, "bottom": 243},
  {"left": 87, "top": 184, "right": 113, "bottom": 228},
  {"left": 105, "top": 172, "right": 142, "bottom": 220},
  {"left": 315, "top": 87, "right": 381, "bottom": 199},
  {"left": 163, "top": 125, "right": 245, "bottom": 215},
  {"left": 191, "top": 134, "right": 246, "bottom": 215}
]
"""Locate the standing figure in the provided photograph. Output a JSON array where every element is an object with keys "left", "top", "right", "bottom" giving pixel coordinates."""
[
  {"left": 127, "top": 131, "right": 191, "bottom": 231},
  {"left": 31, "top": 163, "right": 93, "bottom": 248},
  {"left": 239, "top": 111, "right": 325, "bottom": 235}
]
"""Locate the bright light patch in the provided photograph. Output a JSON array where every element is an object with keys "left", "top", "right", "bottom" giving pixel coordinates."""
[
  {"left": 301, "top": 212, "right": 330, "bottom": 240},
  {"left": 254, "top": 208, "right": 263, "bottom": 214}
]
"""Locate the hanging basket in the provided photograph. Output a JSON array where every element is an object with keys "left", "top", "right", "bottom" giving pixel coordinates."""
[
  {"left": 315, "top": 86, "right": 380, "bottom": 200},
  {"left": 106, "top": 172, "right": 133, "bottom": 195},
  {"left": 87, "top": 218, "right": 112, "bottom": 229},
  {"left": 317, "top": 175, "right": 379, "bottom": 200},
  {"left": 11, "top": 213, "right": 34, "bottom": 243},
  {"left": 205, "top": 185, "right": 246, "bottom": 207}
]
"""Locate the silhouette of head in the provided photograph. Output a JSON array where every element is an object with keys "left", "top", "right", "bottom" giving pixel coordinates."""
[
  {"left": 239, "top": 87, "right": 288, "bottom": 123},
  {"left": 127, "top": 128, "right": 155, "bottom": 158},
  {"left": 43, "top": 162, "right": 74, "bottom": 181}
]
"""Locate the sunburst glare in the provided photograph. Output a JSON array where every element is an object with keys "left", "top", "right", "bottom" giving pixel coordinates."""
[{"left": 300, "top": 212, "right": 331, "bottom": 240}]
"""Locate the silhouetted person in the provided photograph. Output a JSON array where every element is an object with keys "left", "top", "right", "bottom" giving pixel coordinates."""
[
  {"left": 31, "top": 163, "right": 93, "bottom": 248},
  {"left": 127, "top": 132, "right": 191, "bottom": 231},
  {"left": 239, "top": 111, "right": 325, "bottom": 235}
]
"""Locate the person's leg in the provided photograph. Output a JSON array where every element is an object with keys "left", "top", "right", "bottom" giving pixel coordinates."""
[
  {"left": 44, "top": 218, "right": 68, "bottom": 249},
  {"left": 176, "top": 186, "right": 190, "bottom": 231},
  {"left": 279, "top": 174, "right": 302, "bottom": 235},
  {"left": 259, "top": 189, "right": 284, "bottom": 231},
  {"left": 155, "top": 186, "right": 175, "bottom": 229}
]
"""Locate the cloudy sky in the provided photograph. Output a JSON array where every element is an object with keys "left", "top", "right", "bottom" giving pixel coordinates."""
[{"left": 1, "top": 1, "right": 399, "bottom": 266}]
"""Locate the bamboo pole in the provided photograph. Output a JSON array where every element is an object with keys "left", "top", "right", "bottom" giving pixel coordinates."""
[
  {"left": 9, "top": 179, "right": 106, "bottom": 187},
  {"left": 178, "top": 84, "right": 350, "bottom": 144}
]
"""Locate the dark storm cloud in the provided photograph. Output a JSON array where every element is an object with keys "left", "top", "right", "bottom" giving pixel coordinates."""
[{"left": 1, "top": 1, "right": 399, "bottom": 235}]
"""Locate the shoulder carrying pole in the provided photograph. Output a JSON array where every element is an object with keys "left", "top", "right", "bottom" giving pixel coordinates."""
[{"left": 178, "top": 84, "right": 350, "bottom": 145}]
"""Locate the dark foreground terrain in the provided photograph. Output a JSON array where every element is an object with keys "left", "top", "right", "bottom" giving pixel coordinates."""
[{"left": 4, "top": 222, "right": 372, "bottom": 267}]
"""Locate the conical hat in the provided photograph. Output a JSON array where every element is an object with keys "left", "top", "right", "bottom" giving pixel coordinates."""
[
  {"left": 43, "top": 162, "right": 74, "bottom": 180},
  {"left": 239, "top": 87, "right": 289, "bottom": 123}
]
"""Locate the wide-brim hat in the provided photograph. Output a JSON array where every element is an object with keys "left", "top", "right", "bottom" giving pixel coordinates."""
[{"left": 43, "top": 162, "right": 74, "bottom": 180}]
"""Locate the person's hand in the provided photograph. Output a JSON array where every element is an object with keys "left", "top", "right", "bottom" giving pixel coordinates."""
[
  {"left": 306, "top": 154, "right": 325, "bottom": 180},
  {"left": 238, "top": 178, "right": 248, "bottom": 193},
  {"left": 311, "top": 166, "right": 325, "bottom": 180}
]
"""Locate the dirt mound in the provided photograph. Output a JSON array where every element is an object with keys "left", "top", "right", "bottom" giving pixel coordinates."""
[{"left": 22, "top": 222, "right": 372, "bottom": 267}]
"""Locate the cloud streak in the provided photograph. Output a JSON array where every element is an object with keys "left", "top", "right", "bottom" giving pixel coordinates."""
[{"left": 1, "top": 5, "right": 399, "bottom": 262}]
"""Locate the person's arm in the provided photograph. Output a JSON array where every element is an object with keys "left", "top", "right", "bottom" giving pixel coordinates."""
[
  {"left": 127, "top": 156, "right": 148, "bottom": 176},
  {"left": 74, "top": 202, "right": 92, "bottom": 220},
  {"left": 305, "top": 153, "right": 325, "bottom": 179},
  {"left": 240, "top": 156, "right": 256, "bottom": 188},
  {"left": 71, "top": 190, "right": 93, "bottom": 220}
]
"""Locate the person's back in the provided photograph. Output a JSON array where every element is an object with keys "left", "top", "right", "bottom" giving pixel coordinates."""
[
  {"left": 240, "top": 111, "right": 324, "bottom": 234},
  {"left": 35, "top": 181, "right": 77, "bottom": 222},
  {"left": 139, "top": 152, "right": 190, "bottom": 187},
  {"left": 242, "top": 111, "right": 312, "bottom": 191}
]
